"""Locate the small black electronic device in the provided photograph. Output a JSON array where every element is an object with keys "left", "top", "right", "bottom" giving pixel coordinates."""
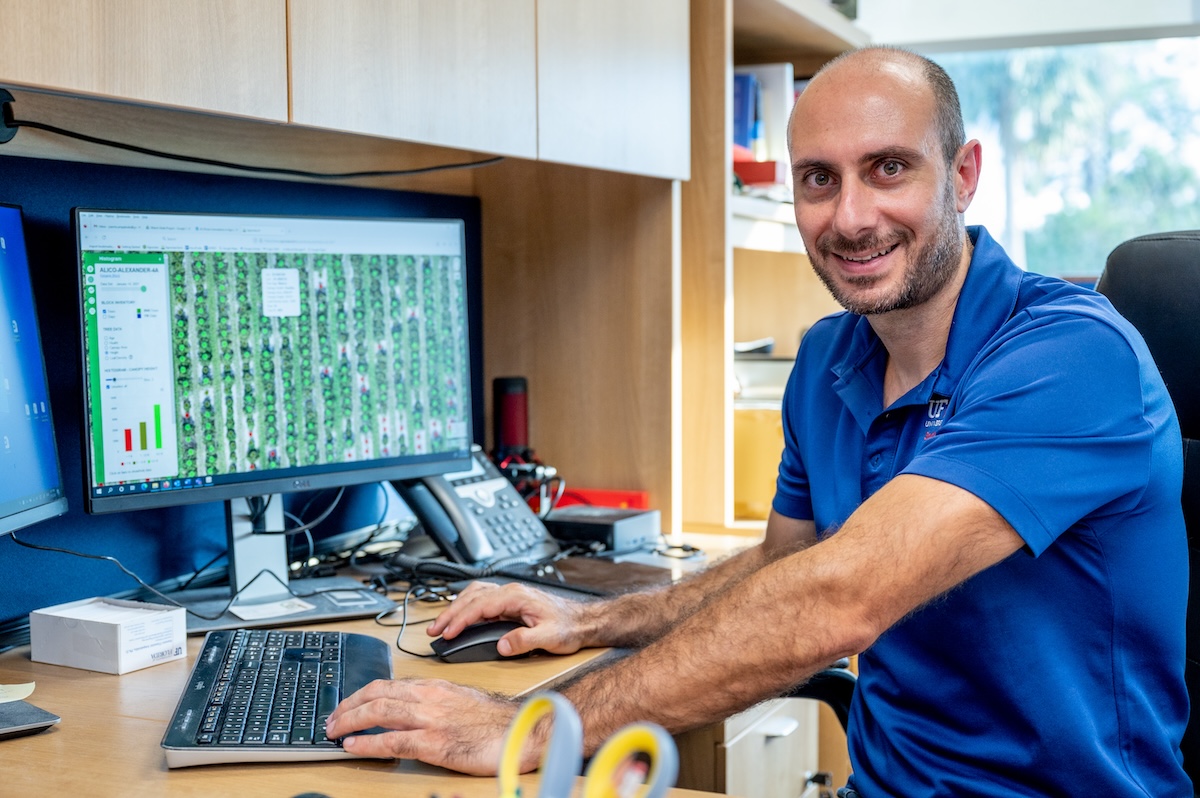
[
  {"left": 394, "top": 446, "right": 559, "bottom": 567},
  {"left": 544, "top": 506, "right": 661, "bottom": 552},
  {"left": 0, "top": 700, "right": 60, "bottom": 742}
]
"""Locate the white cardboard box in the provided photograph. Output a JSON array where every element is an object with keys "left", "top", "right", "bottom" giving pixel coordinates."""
[{"left": 30, "top": 597, "right": 186, "bottom": 675}]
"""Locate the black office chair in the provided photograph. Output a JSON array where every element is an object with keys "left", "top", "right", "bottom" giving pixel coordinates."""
[
  {"left": 1096, "top": 230, "right": 1200, "bottom": 786},
  {"left": 784, "top": 658, "right": 857, "bottom": 730}
]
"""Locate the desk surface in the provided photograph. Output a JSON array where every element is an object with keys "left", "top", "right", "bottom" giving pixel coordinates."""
[{"left": 0, "top": 601, "right": 717, "bottom": 797}]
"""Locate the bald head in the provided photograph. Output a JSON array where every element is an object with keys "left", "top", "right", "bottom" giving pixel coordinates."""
[{"left": 793, "top": 47, "right": 965, "bottom": 168}]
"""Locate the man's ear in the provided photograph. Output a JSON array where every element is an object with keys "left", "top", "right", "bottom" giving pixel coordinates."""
[{"left": 954, "top": 139, "right": 983, "bottom": 214}]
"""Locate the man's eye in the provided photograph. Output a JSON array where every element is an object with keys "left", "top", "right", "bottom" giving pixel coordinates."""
[
  {"left": 880, "top": 160, "right": 902, "bottom": 177},
  {"left": 808, "top": 172, "right": 831, "bottom": 187}
]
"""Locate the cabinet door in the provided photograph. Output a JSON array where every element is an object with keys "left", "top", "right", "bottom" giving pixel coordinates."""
[
  {"left": 0, "top": 0, "right": 287, "bottom": 120},
  {"left": 537, "top": 0, "right": 690, "bottom": 180},
  {"left": 289, "top": 0, "right": 537, "bottom": 159},
  {"left": 723, "top": 699, "right": 820, "bottom": 798}
]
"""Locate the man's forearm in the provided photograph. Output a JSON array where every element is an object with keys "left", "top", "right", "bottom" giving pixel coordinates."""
[
  {"left": 562, "top": 545, "right": 856, "bottom": 751},
  {"left": 574, "top": 541, "right": 774, "bottom": 649},
  {"left": 560, "top": 477, "right": 1025, "bottom": 751}
]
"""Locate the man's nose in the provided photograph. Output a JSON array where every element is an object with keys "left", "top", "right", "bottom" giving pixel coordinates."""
[{"left": 831, "top": 179, "right": 878, "bottom": 240}]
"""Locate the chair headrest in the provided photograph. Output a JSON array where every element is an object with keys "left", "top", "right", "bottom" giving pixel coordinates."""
[{"left": 1096, "top": 231, "right": 1200, "bottom": 439}]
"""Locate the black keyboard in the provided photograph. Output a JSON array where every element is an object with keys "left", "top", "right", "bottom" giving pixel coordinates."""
[{"left": 161, "top": 628, "right": 393, "bottom": 768}]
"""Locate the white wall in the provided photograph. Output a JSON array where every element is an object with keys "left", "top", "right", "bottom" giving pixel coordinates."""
[{"left": 856, "top": 0, "right": 1200, "bottom": 51}]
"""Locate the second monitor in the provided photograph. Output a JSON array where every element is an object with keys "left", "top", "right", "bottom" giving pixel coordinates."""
[{"left": 75, "top": 209, "right": 477, "bottom": 630}]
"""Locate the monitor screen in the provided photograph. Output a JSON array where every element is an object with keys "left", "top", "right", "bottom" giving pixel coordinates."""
[
  {"left": 0, "top": 204, "right": 68, "bottom": 535},
  {"left": 76, "top": 209, "right": 474, "bottom": 514}
]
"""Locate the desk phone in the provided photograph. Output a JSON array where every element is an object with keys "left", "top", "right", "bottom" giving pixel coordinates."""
[{"left": 394, "top": 447, "right": 559, "bottom": 567}]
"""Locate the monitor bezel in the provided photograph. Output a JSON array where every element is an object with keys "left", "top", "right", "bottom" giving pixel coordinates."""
[
  {"left": 0, "top": 202, "right": 69, "bottom": 535},
  {"left": 73, "top": 207, "right": 475, "bottom": 515}
]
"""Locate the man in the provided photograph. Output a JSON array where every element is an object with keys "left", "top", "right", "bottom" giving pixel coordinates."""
[{"left": 327, "top": 47, "right": 1191, "bottom": 796}]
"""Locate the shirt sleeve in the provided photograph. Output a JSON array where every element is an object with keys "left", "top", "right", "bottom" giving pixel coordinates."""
[
  {"left": 773, "top": 373, "right": 814, "bottom": 521},
  {"left": 902, "top": 310, "right": 1157, "bottom": 555}
]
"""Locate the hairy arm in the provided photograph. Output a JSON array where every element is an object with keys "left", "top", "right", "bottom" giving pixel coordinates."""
[
  {"left": 427, "top": 514, "right": 816, "bottom": 654},
  {"left": 327, "top": 475, "right": 1023, "bottom": 773},
  {"left": 560, "top": 475, "right": 1024, "bottom": 750},
  {"left": 574, "top": 514, "right": 816, "bottom": 648}
]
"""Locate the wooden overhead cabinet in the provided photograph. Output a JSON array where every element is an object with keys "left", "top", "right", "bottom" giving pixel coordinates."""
[
  {"left": 288, "top": 0, "right": 539, "bottom": 159},
  {"left": 0, "top": 0, "right": 288, "bottom": 120}
]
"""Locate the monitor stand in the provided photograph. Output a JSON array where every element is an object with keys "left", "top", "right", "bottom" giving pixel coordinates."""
[{"left": 169, "top": 495, "right": 396, "bottom": 635}]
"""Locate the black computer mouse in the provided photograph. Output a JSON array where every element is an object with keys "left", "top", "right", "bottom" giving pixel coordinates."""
[{"left": 430, "top": 620, "right": 529, "bottom": 663}]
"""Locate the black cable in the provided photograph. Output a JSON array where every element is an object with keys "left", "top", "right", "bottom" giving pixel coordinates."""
[
  {"left": 348, "top": 483, "right": 393, "bottom": 567},
  {"left": 255, "top": 487, "right": 345, "bottom": 535},
  {"left": 653, "top": 537, "right": 705, "bottom": 559},
  {"left": 7, "top": 530, "right": 373, "bottom": 623},
  {"left": 374, "top": 584, "right": 450, "bottom": 658},
  {"left": 1, "top": 110, "right": 505, "bottom": 180},
  {"left": 176, "top": 547, "right": 228, "bottom": 591}
]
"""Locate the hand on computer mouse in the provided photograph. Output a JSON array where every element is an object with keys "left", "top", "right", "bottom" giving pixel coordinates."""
[
  {"left": 429, "top": 581, "right": 596, "bottom": 657},
  {"left": 430, "top": 620, "right": 531, "bottom": 663}
]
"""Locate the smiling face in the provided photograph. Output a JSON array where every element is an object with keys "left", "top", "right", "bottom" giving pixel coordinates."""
[{"left": 790, "top": 51, "right": 973, "bottom": 317}]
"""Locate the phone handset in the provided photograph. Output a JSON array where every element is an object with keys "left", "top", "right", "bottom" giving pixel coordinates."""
[{"left": 394, "top": 447, "right": 557, "bottom": 567}]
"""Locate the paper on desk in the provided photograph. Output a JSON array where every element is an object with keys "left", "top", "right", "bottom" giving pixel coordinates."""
[
  {"left": 228, "top": 597, "right": 316, "bottom": 622},
  {"left": 0, "top": 683, "right": 35, "bottom": 704}
]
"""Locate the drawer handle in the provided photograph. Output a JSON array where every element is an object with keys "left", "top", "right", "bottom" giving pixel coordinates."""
[{"left": 758, "top": 716, "right": 801, "bottom": 740}]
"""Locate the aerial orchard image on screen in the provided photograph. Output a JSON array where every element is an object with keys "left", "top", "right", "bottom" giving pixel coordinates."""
[{"left": 163, "top": 250, "right": 469, "bottom": 478}]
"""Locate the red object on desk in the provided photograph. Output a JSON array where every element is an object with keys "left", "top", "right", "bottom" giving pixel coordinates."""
[{"left": 553, "top": 487, "right": 651, "bottom": 510}]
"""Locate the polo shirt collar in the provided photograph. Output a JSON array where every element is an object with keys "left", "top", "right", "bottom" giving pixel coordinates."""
[{"left": 830, "top": 226, "right": 1022, "bottom": 430}]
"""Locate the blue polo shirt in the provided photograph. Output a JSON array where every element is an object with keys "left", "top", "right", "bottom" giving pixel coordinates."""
[{"left": 773, "top": 227, "right": 1190, "bottom": 796}]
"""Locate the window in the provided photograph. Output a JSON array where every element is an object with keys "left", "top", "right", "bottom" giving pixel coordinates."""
[{"left": 935, "top": 38, "right": 1200, "bottom": 279}]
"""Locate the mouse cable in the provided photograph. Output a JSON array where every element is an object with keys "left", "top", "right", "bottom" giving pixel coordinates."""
[
  {"left": 374, "top": 584, "right": 446, "bottom": 658},
  {"left": 1, "top": 104, "right": 506, "bottom": 180}
]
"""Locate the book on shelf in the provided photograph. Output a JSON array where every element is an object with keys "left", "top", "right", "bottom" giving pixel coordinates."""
[
  {"left": 733, "top": 72, "right": 759, "bottom": 152},
  {"left": 733, "top": 63, "right": 795, "bottom": 188}
]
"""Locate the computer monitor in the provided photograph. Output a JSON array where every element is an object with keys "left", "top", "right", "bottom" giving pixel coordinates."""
[
  {"left": 75, "top": 208, "right": 474, "bottom": 630},
  {"left": 0, "top": 204, "right": 68, "bottom": 537}
]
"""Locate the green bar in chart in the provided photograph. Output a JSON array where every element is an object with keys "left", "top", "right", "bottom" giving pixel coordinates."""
[{"left": 154, "top": 404, "right": 163, "bottom": 449}]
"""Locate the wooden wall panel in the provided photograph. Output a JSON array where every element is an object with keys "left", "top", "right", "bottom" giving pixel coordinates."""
[{"left": 475, "top": 160, "right": 679, "bottom": 530}]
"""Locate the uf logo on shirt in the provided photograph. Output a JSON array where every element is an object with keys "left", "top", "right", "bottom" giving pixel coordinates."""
[{"left": 923, "top": 398, "right": 949, "bottom": 439}]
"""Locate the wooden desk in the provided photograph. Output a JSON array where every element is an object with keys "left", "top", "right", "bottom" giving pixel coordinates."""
[{"left": 0, "top": 604, "right": 716, "bottom": 797}]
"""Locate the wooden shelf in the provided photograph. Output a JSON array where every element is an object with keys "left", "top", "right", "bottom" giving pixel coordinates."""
[
  {"left": 733, "top": 0, "right": 869, "bottom": 73},
  {"left": 683, "top": 0, "right": 866, "bottom": 531}
]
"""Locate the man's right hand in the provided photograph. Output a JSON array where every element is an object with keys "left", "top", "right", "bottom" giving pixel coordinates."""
[{"left": 427, "top": 580, "right": 598, "bottom": 657}]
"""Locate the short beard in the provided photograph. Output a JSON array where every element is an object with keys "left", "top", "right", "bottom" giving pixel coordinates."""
[{"left": 812, "top": 184, "right": 964, "bottom": 316}]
